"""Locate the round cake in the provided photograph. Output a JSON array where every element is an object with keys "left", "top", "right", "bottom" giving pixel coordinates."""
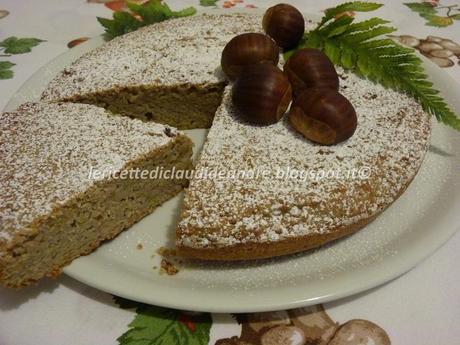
[{"left": 41, "top": 13, "right": 431, "bottom": 261}]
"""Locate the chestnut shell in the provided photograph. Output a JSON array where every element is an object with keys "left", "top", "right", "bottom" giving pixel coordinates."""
[
  {"left": 284, "top": 48, "right": 339, "bottom": 96},
  {"left": 289, "top": 88, "right": 357, "bottom": 145},
  {"left": 232, "top": 64, "right": 292, "bottom": 125},
  {"left": 221, "top": 33, "right": 280, "bottom": 81},
  {"left": 263, "top": 4, "right": 305, "bottom": 50}
]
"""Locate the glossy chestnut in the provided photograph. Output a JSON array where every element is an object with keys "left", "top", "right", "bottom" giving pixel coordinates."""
[
  {"left": 221, "top": 33, "right": 279, "bottom": 80},
  {"left": 232, "top": 64, "right": 292, "bottom": 125},
  {"left": 263, "top": 3, "right": 305, "bottom": 50},
  {"left": 288, "top": 88, "right": 357, "bottom": 145},
  {"left": 284, "top": 48, "right": 339, "bottom": 96}
]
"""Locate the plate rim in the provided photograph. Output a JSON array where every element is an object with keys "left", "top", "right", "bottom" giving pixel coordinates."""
[{"left": 4, "top": 9, "right": 460, "bottom": 313}]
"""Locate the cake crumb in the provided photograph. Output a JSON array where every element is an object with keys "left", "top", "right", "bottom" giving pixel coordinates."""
[
  {"left": 136, "top": 243, "right": 143, "bottom": 250},
  {"left": 157, "top": 247, "right": 176, "bottom": 257},
  {"left": 164, "top": 127, "right": 175, "bottom": 137},
  {"left": 160, "top": 259, "right": 179, "bottom": 275}
]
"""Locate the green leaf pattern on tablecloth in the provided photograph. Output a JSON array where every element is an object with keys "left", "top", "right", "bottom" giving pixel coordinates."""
[
  {"left": 114, "top": 297, "right": 212, "bottom": 345},
  {"left": 0, "top": 61, "right": 15, "bottom": 79},
  {"left": 0, "top": 35, "right": 44, "bottom": 80},
  {"left": 0, "top": 37, "right": 44, "bottom": 54},
  {"left": 404, "top": 1, "right": 460, "bottom": 27},
  {"left": 200, "top": 0, "right": 218, "bottom": 6},
  {"left": 97, "top": 0, "right": 197, "bottom": 39}
]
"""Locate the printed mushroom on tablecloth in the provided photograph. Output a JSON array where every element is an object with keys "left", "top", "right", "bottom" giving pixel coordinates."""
[
  {"left": 390, "top": 34, "right": 460, "bottom": 67},
  {"left": 215, "top": 305, "right": 391, "bottom": 345}
]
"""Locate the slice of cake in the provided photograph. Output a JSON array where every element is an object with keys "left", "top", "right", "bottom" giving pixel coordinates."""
[
  {"left": 41, "top": 14, "right": 261, "bottom": 129},
  {"left": 176, "top": 70, "right": 431, "bottom": 260},
  {"left": 0, "top": 102, "right": 192, "bottom": 287}
]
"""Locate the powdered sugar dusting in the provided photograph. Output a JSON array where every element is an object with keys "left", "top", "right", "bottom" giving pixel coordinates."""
[
  {"left": 3, "top": 12, "right": 432, "bottom": 257},
  {"left": 0, "top": 102, "right": 179, "bottom": 248},
  {"left": 178, "top": 70, "right": 432, "bottom": 249},
  {"left": 41, "top": 13, "right": 262, "bottom": 101}
]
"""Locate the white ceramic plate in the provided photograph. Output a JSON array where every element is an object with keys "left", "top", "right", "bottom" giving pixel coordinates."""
[{"left": 4, "top": 10, "right": 460, "bottom": 313}]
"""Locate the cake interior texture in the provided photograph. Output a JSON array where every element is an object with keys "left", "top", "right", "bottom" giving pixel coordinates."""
[
  {"left": 67, "top": 83, "right": 226, "bottom": 129},
  {"left": 41, "top": 14, "right": 263, "bottom": 129},
  {"left": 0, "top": 102, "right": 193, "bottom": 287}
]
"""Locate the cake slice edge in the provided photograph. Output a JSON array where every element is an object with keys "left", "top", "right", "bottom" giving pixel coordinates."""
[{"left": 0, "top": 113, "right": 193, "bottom": 288}]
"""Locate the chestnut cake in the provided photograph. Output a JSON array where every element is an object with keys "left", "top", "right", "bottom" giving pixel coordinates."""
[
  {"left": 0, "top": 102, "right": 192, "bottom": 287},
  {"left": 36, "top": 13, "right": 431, "bottom": 261}
]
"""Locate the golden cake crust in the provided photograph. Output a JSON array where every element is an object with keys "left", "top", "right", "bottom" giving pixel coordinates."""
[
  {"left": 178, "top": 174, "right": 416, "bottom": 260},
  {"left": 178, "top": 214, "right": 380, "bottom": 260}
]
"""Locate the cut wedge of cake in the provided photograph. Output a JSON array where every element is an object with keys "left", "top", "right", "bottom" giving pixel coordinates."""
[
  {"left": 0, "top": 102, "right": 192, "bottom": 287},
  {"left": 176, "top": 70, "right": 431, "bottom": 260},
  {"left": 41, "top": 14, "right": 261, "bottom": 129}
]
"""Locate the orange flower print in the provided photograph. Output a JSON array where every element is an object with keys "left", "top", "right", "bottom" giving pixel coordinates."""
[
  {"left": 104, "top": 1, "right": 126, "bottom": 11},
  {"left": 223, "top": 1, "right": 235, "bottom": 8},
  {"left": 67, "top": 37, "right": 89, "bottom": 49},
  {"left": 222, "top": 0, "right": 257, "bottom": 9},
  {"left": 87, "top": 0, "right": 147, "bottom": 12}
]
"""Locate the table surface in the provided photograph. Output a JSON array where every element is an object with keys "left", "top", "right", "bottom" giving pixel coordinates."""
[{"left": 0, "top": 1, "right": 459, "bottom": 344}]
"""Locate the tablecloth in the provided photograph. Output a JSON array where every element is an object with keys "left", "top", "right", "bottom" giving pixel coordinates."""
[{"left": 0, "top": 1, "right": 459, "bottom": 344}]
